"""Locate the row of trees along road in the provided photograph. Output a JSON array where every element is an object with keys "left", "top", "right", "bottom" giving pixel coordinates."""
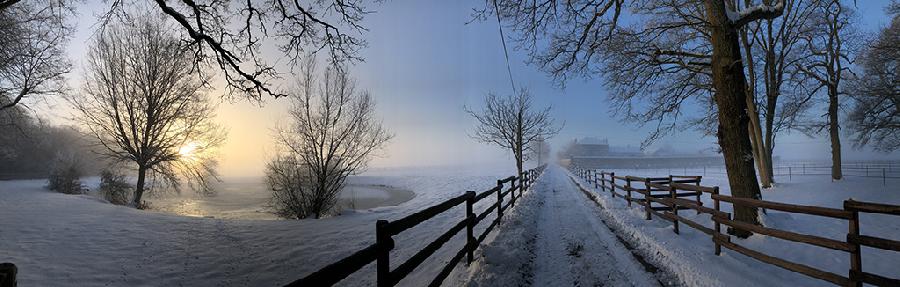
[{"left": 476, "top": 0, "right": 899, "bottom": 237}]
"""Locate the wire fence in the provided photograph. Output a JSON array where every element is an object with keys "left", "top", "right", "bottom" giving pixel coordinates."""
[{"left": 608, "top": 161, "right": 900, "bottom": 185}]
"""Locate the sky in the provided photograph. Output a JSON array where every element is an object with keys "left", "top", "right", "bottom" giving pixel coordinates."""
[{"left": 37, "top": 0, "right": 900, "bottom": 177}]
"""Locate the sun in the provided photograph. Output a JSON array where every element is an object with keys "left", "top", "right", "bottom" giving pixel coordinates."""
[{"left": 178, "top": 142, "right": 200, "bottom": 159}]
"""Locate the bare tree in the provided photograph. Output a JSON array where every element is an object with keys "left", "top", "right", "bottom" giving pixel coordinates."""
[
  {"left": 847, "top": 4, "right": 900, "bottom": 152},
  {"left": 69, "top": 15, "right": 225, "bottom": 207},
  {"left": 479, "top": 0, "right": 787, "bottom": 235},
  {"left": 739, "top": 0, "right": 817, "bottom": 188},
  {"left": 0, "top": 0, "right": 72, "bottom": 112},
  {"left": 268, "top": 58, "right": 392, "bottom": 219},
  {"left": 83, "top": 0, "right": 375, "bottom": 102},
  {"left": 0, "top": 0, "right": 373, "bottom": 103},
  {"left": 467, "top": 89, "right": 561, "bottom": 177},
  {"left": 794, "top": 0, "right": 858, "bottom": 180}
]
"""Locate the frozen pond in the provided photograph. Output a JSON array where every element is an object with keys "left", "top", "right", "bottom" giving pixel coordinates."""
[{"left": 146, "top": 176, "right": 415, "bottom": 220}]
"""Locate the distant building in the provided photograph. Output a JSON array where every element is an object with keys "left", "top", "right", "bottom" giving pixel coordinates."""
[
  {"left": 564, "top": 137, "right": 723, "bottom": 169},
  {"left": 569, "top": 137, "right": 609, "bottom": 157}
]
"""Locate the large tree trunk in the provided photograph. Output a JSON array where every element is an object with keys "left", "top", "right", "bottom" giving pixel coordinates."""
[
  {"left": 133, "top": 166, "right": 148, "bottom": 207},
  {"left": 828, "top": 85, "right": 843, "bottom": 180},
  {"left": 705, "top": 0, "right": 763, "bottom": 237}
]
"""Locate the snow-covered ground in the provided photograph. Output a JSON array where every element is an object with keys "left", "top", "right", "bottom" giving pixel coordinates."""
[
  {"left": 460, "top": 165, "right": 663, "bottom": 286},
  {"left": 0, "top": 165, "right": 519, "bottom": 286},
  {"left": 3, "top": 163, "right": 897, "bottom": 286},
  {"left": 569, "top": 167, "right": 900, "bottom": 286}
]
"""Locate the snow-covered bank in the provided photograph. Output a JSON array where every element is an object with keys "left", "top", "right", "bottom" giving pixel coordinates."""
[
  {"left": 146, "top": 177, "right": 416, "bottom": 220},
  {"left": 569, "top": 168, "right": 900, "bottom": 286},
  {"left": 0, "top": 167, "right": 517, "bottom": 286}
]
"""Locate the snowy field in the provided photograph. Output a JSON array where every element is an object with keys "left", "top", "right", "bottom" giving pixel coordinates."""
[
  {"left": 570, "top": 167, "right": 900, "bottom": 286},
  {"left": 3, "top": 163, "right": 897, "bottom": 286},
  {"left": 0, "top": 165, "right": 520, "bottom": 286}
]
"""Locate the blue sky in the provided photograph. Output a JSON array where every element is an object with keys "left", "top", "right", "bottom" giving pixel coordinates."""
[{"left": 53, "top": 0, "right": 899, "bottom": 176}]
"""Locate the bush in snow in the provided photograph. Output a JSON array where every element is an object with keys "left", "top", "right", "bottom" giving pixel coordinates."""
[
  {"left": 265, "top": 155, "right": 319, "bottom": 219},
  {"left": 47, "top": 152, "right": 86, "bottom": 194},
  {"left": 99, "top": 169, "right": 132, "bottom": 205}
]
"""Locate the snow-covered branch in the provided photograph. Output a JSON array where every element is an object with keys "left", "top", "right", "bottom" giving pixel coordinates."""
[{"left": 726, "top": 1, "right": 786, "bottom": 28}]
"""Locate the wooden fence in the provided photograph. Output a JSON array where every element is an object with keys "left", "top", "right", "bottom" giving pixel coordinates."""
[
  {"left": 286, "top": 165, "right": 547, "bottom": 287},
  {"left": 573, "top": 167, "right": 900, "bottom": 287}
]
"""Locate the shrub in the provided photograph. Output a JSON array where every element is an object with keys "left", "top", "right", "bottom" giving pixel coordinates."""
[
  {"left": 99, "top": 169, "right": 132, "bottom": 205},
  {"left": 265, "top": 155, "right": 343, "bottom": 219},
  {"left": 47, "top": 152, "right": 85, "bottom": 194}
]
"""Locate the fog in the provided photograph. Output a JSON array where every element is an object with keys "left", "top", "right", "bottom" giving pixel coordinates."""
[{"left": 23, "top": 0, "right": 899, "bottom": 178}]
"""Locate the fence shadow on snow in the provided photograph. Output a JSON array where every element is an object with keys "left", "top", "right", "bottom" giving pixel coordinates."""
[
  {"left": 572, "top": 167, "right": 900, "bottom": 287},
  {"left": 287, "top": 164, "right": 548, "bottom": 287}
]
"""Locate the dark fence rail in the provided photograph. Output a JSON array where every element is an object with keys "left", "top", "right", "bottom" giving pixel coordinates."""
[
  {"left": 571, "top": 166, "right": 900, "bottom": 287},
  {"left": 286, "top": 164, "right": 547, "bottom": 287}
]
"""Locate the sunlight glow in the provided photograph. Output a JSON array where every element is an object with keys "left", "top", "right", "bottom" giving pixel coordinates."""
[{"left": 178, "top": 142, "right": 200, "bottom": 159}]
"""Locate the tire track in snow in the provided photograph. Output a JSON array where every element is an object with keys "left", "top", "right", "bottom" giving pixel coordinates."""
[
  {"left": 531, "top": 166, "right": 658, "bottom": 287},
  {"left": 464, "top": 166, "right": 660, "bottom": 286}
]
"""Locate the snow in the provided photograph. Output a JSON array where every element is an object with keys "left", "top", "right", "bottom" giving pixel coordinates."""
[
  {"left": 569, "top": 166, "right": 900, "bottom": 286},
  {"left": 461, "top": 165, "right": 662, "bottom": 286},
  {"left": 0, "top": 166, "right": 518, "bottom": 286},
  {"left": 725, "top": 1, "right": 785, "bottom": 24},
  {"left": 3, "top": 163, "right": 897, "bottom": 286}
]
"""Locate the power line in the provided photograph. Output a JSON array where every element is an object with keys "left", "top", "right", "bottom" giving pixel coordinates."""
[{"left": 492, "top": 0, "right": 516, "bottom": 93}]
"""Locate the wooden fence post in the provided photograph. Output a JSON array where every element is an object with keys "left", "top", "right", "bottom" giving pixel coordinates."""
[
  {"left": 670, "top": 184, "right": 679, "bottom": 234},
  {"left": 623, "top": 176, "right": 631, "bottom": 203},
  {"left": 497, "top": 180, "right": 504, "bottom": 221},
  {"left": 0, "top": 263, "right": 16, "bottom": 287},
  {"left": 610, "top": 172, "right": 616, "bottom": 198},
  {"left": 376, "top": 220, "right": 393, "bottom": 287},
  {"left": 643, "top": 179, "right": 652, "bottom": 220},
  {"left": 465, "top": 191, "right": 476, "bottom": 265},
  {"left": 695, "top": 176, "right": 702, "bottom": 215},
  {"left": 511, "top": 177, "right": 518, "bottom": 207},
  {"left": 625, "top": 177, "right": 632, "bottom": 206},
  {"left": 845, "top": 200, "right": 862, "bottom": 287},
  {"left": 599, "top": 172, "right": 606, "bottom": 192},
  {"left": 520, "top": 173, "right": 525, "bottom": 195},
  {"left": 713, "top": 187, "right": 721, "bottom": 256}
]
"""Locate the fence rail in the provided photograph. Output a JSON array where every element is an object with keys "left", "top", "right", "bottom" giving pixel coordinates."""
[
  {"left": 286, "top": 165, "right": 547, "bottom": 287},
  {"left": 572, "top": 166, "right": 900, "bottom": 287}
]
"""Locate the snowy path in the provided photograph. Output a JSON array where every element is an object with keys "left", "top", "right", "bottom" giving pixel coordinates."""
[{"left": 463, "top": 165, "right": 660, "bottom": 286}]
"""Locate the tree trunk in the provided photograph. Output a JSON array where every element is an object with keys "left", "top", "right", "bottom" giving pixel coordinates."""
[
  {"left": 705, "top": 0, "right": 763, "bottom": 237},
  {"left": 515, "top": 144, "right": 524, "bottom": 179},
  {"left": 740, "top": 25, "right": 773, "bottom": 189},
  {"left": 133, "top": 166, "right": 147, "bottom": 207},
  {"left": 747, "top": 99, "right": 771, "bottom": 188},
  {"left": 763, "top": 44, "right": 781, "bottom": 186},
  {"left": 828, "top": 85, "right": 843, "bottom": 180}
]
